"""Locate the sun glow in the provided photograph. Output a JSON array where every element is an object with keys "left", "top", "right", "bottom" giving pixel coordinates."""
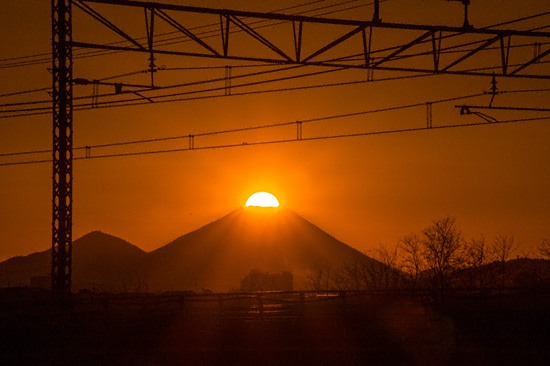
[{"left": 245, "top": 192, "right": 280, "bottom": 208}]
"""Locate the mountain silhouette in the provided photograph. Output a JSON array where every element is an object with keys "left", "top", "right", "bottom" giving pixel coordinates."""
[
  {"left": 452, "top": 257, "right": 550, "bottom": 290},
  {"left": 145, "top": 207, "right": 375, "bottom": 291},
  {"left": 4, "top": 210, "right": 549, "bottom": 293},
  {"left": 0, "top": 231, "right": 146, "bottom": 291},
  {"left": 0, "top": 209, "right": 379, "bottom": 292}
]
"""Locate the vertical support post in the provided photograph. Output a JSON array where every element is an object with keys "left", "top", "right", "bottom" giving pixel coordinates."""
[
  {"left": 367, "top": 59, "right": 375, "bottom": 81},
  {"left": 500, "top": 36, "right": 511, "bottom": 75},
  {"left": 145, "top": 7, "right": 156, "bottom": 87},
  {"left": 363, "top": 25, "right": 375, "bottom": 81},
  {"left": 362, "top": 26, "right": 373, "bottom": 68},
  {"left": 296, "top": 121, "right": 302, "bottom": 140},
  {"left": 292, "top": 21, "right": 303, "bottom": 62},
  {"left": 534, "top": 42, "right": 542, "bottom": 62},
  {"left": 51, "top": 0, "right": 73, "bottom": 301},
  {"left": 92, "top": 80, "right": 99, "bottom": 108},
  {"left": 426, "top": 102, "right": 432, "bottom": 128},
  {"left": 462, "top": 0, "right": 470, "bottom": 28},
  {"left": 224, "top": 65, "right": 232, "bottom": 95},
  {"left": 431, "top": 31, "right": 441, "bottom": 73},
  {"left": 451, "top": 0, "right": 471, "bottom": 28},
  {"left": 373, "top": 0, "right": 381, "bottom": 23},
  {"left": 220, "top": 14, "right": 230, "bottom": 56}
]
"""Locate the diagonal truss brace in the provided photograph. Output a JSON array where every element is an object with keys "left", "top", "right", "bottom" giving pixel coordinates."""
[
  {"left": 154, "top": 9, "right": 220, "bottom": 56},
  {"left": 73, "top": 0, "right": 146, "bottom": 51},
  {"left": 371, "top": 30, "right": 433, "bottom": 68},
  {"left": 73, "top": 0, "right": 550, "bottom": 79}
]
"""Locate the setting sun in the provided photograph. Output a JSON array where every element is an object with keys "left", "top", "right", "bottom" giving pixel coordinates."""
[{"left": 245, "top": 192, "right": 280, "bottom": 207}]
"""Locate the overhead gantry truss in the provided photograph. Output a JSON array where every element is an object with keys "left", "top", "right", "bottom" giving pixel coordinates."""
[{"left": 73, "top": 0, "right": 550, "bottom": 79}]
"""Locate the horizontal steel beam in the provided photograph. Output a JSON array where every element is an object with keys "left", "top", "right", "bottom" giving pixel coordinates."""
[
  {"left": 71, "top": 41, "right": 550, "bottom": 80},
  {"left": 79, "top": 0, "right": 550, "bottom": 37},
  {"left": 74, "top": 0, "right": 550, "bottom": 80}
]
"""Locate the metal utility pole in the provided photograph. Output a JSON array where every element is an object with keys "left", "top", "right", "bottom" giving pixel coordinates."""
[{"left": 51, "top": 0, "right": 73, "bottom": 300}]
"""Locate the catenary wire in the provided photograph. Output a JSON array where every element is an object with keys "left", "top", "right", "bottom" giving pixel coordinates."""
[
  {"left": 1, "top": 91, "right": 486, "bottom": 157},
  {"left": 2, "top": 59, "right": 550, "bottom": 119},
  {"left": 3, "top": 51, "right": 550, "bottom": 114},
  {"left": 1, "top": 115, "right": 548, "bottom": 167}
]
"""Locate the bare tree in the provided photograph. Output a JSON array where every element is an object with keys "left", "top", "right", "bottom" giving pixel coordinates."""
[
  {"left": 306, "top": 265, "right": 352, "bottom": 291},
  {"left": 490, "top": 234, "right": 517, "bottom": 288},
  {"left": 491, "top": 234, "right": 516, "bottom": 263},
  {"left": 342, "top": 256, "right": 385, "bottom": 291},
  {"left": 462, "top": 236, "right": 488, "bottom": 289},
  {"left": 464, "top": 236, "right": 488, "bottom": 267},
  {"left": 398, "top": 233, "right": 424, "bottom": 290},
  {"left": 538, "top": 238, "right": 550, "bottom": 259},
  {"left": 343, "top": 257, "right": 371, "bottom": 290},
  {"left": 375, "top": 243, "right": 401, "bottom": 290},
  {"left": 421, "top": 215, "right": 463, "bottom": 295},
  {"left": 306, "top": 266, "right": 335, "bottom": 291}
]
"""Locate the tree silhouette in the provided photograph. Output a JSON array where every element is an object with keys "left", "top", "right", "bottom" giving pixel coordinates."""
[
  {"left": 421, "top": 215, "right": 463, "bottom": 295},
  {"left": 374, "top": 243, "right": 401, "bottom": 290},
  {"left": 491, "top": 234, "right": 516, "bottom": 262},
  {"left": 491, "top": 234, "right": 516, "bottom": 288},
  {"left": 462, "top": 236, "right": 488, "bottom": 289},
  {"left": 398, "top": 233, "right": 424, "bottom": 290},
  {"left": 537, "top": 238, "right": 550, "bottom": 259}
]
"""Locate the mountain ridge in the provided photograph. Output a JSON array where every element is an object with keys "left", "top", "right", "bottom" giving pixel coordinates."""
[
  {"left": 0, "top": 208, "right": 374, "bottom": 292},
  {"left": 0, "top": 230, "right": 147, "bottom": 291}
]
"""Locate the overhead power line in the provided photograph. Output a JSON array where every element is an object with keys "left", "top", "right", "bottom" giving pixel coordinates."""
[
  {"left": 2, "top": 66, "right": 550, "bottom": 121},
  {"left": 3, "top": 57, "right": 550, "bottom": 119},
  {"left": 6, "top": 89, "right": 550, "bottom": 165},
  {"left": 0, "top": 90, "right": 483, "bottom": 155},
  {"left": 1, "top": 91, "right": 484, "bottom": 158},
  {"left": 2, "top": 114, "right": 548, "bottom": 167}
]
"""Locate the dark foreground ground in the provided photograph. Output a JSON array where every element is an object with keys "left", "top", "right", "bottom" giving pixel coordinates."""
[{"left": 1, "top": 289, "right": 549, "bottom": 365}]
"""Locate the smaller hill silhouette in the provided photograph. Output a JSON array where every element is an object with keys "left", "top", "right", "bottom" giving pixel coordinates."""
[
  {"left": 0, "top": 231, "right": 146, "bottom": 291},
  {"left": 452, "top": 258, "right": 550, "bottom": 291}
]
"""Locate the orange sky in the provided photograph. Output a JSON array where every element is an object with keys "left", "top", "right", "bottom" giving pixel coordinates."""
[{"left": 1, "top": 0, "right": 549, "bottom": 261}]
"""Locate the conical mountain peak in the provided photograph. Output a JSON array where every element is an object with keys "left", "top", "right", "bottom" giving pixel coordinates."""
[{"left": 145, "top": 207, "right": 371, "bottom": 292}]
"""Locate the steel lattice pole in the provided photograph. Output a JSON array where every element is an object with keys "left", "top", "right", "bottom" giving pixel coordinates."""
[{"left": 51, "top": 0, "right": 73, "bottom": 300}]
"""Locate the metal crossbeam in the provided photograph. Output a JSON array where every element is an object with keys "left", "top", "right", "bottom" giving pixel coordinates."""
[{"left": 73, "top": 0, "right": 550, "bottom": 79}]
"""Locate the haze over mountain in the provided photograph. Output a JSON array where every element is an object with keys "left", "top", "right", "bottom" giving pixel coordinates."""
[
  {"left": 0, "top": 208, "right": 375, "bottom": 292},
  {"left": 145, "top": 207, "right": 375, "bottom": 291}
]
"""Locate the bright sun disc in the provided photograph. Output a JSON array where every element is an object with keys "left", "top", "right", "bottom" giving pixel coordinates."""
[{"left": 245, "top": 192, "right": 280, "bottom": 208}]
